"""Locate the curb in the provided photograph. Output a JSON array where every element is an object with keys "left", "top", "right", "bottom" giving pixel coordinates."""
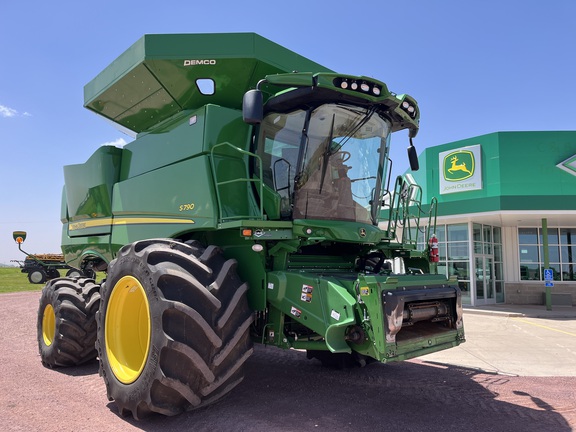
[{"left": 463, "top": 308, "right": 524, "bottom": 318}]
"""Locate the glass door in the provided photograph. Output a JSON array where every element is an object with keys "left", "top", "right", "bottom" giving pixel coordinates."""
[{"left": 475, "top": 255, "right": 495, "bottom": 305}]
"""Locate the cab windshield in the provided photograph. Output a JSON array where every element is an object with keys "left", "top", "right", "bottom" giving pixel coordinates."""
[{"left": 257, "top": 104, "right": 391, "bottom": 224}]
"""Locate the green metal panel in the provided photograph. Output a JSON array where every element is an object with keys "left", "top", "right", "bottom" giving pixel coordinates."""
[
  {"left": 264, "top": 269, "right": 463, "bottom": 360},
  {"left": 63, "top": 145, "right": 123, "bottom": 232},
  {"left": 119, "top": 105, "right": 251, "bottom": 180},
  {"left": 119, "top": 108, "right": 206, "bottom": 180},
  {"left": 266, "top": 271, "right": 357, "bottom": 353},
  {"left": 61, "top": 232, "right": 114, "bottom": 269},
  {"left": 84, "top": 33, "right": 332, "bottom": 133},
  {"left": 204, "top": 227, "right": 269, "bottom": 311},
  {"left": 204, "top": 104, "right": 252, "bottom": 152},
  {"left": 110, "top": 155, "right": 217, "bottom": 248}
]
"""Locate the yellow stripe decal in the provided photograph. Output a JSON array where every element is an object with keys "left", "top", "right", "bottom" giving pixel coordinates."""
[
  {"left": 69, "top": 217, "right": 194, "bottom": 231},
  {"left": 69, "top": 218, "right": 113, "bottom": 230},
  {"left": 113, "top": 218, "right": 195, "bottom": 225}
]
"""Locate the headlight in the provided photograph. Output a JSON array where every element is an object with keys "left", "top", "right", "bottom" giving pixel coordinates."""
[
  {"left": 400, "top": 99, "right": 417, "bottom": 118},
  {"left": 332, "top": 77, "right": 383, "bottom": 97}
]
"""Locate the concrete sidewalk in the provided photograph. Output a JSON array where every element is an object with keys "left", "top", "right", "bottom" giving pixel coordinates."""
[
  {"left": 463, "top": 303, "right": 576, "bottom": 319},
  {"left": 418, "top": 304, "right": 576, "bottom": 376}
]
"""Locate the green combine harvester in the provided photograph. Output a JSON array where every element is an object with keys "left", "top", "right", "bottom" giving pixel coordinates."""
[{"left": 36, "top": 33, "right": 464, "bottom": 419}]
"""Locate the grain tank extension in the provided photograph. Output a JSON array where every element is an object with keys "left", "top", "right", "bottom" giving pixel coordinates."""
[{"left": 37, "top": 33, "right": 465, "bottom": 419}]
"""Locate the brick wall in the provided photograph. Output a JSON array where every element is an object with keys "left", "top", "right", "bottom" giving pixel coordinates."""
[{"left": 505, "top": 283, "right": 576, "bottom": 305}]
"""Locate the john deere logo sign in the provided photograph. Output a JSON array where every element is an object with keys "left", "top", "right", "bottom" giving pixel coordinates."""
[
  {"left": 439, "top": 145, "right": 482, "bottom": 194},
  {"left": 443, "top": 151, "right": 474, "bottom": 181}
]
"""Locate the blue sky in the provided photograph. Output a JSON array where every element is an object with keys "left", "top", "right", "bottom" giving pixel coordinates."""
[{"left": 1, "top": 0, "right": 575, "bottom": 265}]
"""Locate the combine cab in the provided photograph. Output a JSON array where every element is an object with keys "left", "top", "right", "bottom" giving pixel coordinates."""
[{"left": 36, "top": 33, "right": 464, "bottom": 419}]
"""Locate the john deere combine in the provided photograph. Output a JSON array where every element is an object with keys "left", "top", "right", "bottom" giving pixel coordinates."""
[{"left": 37, "top": 33, "right": 464, "bottom": 419}]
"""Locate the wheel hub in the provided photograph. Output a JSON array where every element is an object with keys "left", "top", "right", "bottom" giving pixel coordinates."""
[
  {"left": 105, "top": 276, "right": 151, "bottom": 384},
  {"left": 30, "top": 271, "right": 44, "bottom": 284},
  {"left": 42, "top": 304, "right": 56, "bottom": 346}
]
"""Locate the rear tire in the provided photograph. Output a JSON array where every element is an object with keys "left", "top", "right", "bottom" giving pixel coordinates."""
[
  {"left": 96, "top": 239, "right": 253, "bottom": 419},
  {"left": 37, "top": 277, "right": 101, "bottom": 367}
]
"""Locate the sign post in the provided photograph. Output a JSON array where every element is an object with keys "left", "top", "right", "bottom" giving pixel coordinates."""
[{"left": 542, "top": 218, "right": 552, "bottom": 311}]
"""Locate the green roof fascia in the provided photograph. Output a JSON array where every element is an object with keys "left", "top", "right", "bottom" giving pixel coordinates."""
[
  {"left": 410, "top": 131, "right": 576, "bottom": 205},
  {"left": 391, "top": 193, "right": 576, "bottom": 224},
  {"left": 421, "top": 195, "right": 576, "bottom": 219}
]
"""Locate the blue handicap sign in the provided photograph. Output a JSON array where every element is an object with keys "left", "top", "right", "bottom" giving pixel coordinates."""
[
  {"left": 545, "top": 281, "right": 554, "bottom": 287},
  {"left": 544, "top": 269, "right": 553, "bottom": 281}
]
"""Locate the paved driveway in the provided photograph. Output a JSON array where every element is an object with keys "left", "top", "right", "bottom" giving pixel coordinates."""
[
  {"left": 421, "top": 309, "right": 576, "bottom": 376},
  {"left": 1, "top": 291, "right": 575, "bottom": 431}
]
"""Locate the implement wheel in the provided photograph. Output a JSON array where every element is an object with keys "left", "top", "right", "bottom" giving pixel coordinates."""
[
  {"left": 96, "top": 239, "right": 253, "bottom": 419},
  {"left": 66, "top": 268, "right": 83, "bottom": 278},
  {"left": 37, "top": 277, "right": 101, "bottom": 367},
  {"left": 29, "top": 268, "right": 47, "bottom": 284}
]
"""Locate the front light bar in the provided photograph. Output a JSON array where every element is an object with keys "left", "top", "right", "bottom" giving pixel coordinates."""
[{"left": 333, "top": 77, "right": 383, "bottom": 97}]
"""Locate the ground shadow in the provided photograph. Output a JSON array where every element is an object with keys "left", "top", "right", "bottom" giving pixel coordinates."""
[
  {"left": 108, "top": 345, "right": 572, "bottom": 432},
  {"left": 43, "top": 358, "right": 99, "bottom": 377}
]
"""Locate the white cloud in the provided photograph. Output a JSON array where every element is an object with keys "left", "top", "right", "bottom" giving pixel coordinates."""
[
  {"left": 0, "top": 104, "right": 31, "bottom": 118},
  {"left": 0, "top": 104, "right": 18, "bottom": 118},
  {"left": 102, "top": 137, "right": 128, "bottom": 147}
]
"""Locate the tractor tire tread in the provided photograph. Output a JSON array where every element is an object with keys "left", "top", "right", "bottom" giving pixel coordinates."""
[
  {"left": 37, "top": 277, "right": 101, "bottom": 367},
  {"left": 97, "top": 239, "right": 253, "bottom": 419}
]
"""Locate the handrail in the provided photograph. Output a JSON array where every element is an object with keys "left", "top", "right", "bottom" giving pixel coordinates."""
[
  {"left": 210, "top": 142, "right": 264, "bottom": 223},
  {"left": 386, "top": 175, "right": 431, "bottom": 248},
  {"left": 400, "top": 182, "right": 423, "bottom": 247}
]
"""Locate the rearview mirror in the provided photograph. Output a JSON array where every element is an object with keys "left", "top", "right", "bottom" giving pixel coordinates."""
[
  {"left": 243, "top": 89, "right": 264, "bottom": 124},
  {"left": 407, "top": 141, "right": 419, "bottom": 171}
]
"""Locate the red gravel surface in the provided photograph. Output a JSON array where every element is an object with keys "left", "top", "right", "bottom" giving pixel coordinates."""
[{"left": 1, "top": 291, "right": 575, "bottom": 431}]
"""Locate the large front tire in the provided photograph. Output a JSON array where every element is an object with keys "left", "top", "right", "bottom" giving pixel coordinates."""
[
  {"left": 37, "top": 277, "right": 101, "bottom": 367},
  {"left": 96, "top": 239, "right": 253, "bottom": 419}
]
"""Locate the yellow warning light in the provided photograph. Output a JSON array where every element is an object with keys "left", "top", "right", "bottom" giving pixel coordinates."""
[{"left": 241, "top": 229, "right": 253, "bottom": 237}]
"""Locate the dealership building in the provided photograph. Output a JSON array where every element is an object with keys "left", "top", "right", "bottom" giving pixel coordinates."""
[{"left": 407, "top": 131, "right": 576, "bottom": 307}]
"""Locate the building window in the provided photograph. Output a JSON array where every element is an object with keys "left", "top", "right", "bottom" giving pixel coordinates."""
[
  {"left": 493, "top": 227, "right": 504, "bottom": 303},
  {"left": 473, "top": 223, "right": 504, "bottom": 303},
  {"left": 518, "top": 227, "right": 576, "bottom": 281},
  {"left": 561, "top": 228, "right": 576, "bottom": 281},
  {"left": 418, "top": 222, "right": 503, "bottom": 304}
]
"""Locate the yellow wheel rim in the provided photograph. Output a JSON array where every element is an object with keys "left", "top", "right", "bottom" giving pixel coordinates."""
[
  {"left": 42, "top": 304, "right": 56, "bottom": 346},
  {"left": 105, "top": 276, "right": 151, "bottom": 384}
]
